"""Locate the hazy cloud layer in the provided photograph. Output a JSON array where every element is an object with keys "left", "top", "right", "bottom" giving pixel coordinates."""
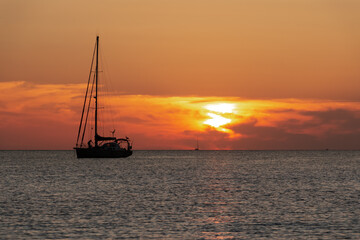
[{"left": 1, "top": 82, "right": 359, "bottom": 150}]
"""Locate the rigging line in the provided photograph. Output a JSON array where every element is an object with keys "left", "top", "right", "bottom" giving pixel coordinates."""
[
  {"left": 88, "top": 109, "right": 94, "bottom": 144},
  {"left": 98, "top": 45, "right": 106, "bottom": 135},
  {"left": 76, "top": 40, "right": 96, "bottom": 146},
  {"left": 87, "top": 100, "right": 94, "bottom": 143},
  {"left": 99, "top": 43, "right": 116, "bottom": 132},
  {"left": 100, "top": 73, "right": 113, "bottom": 136},
  {"left": 80, "top": 73, "right": 96, "bottom": 146}
]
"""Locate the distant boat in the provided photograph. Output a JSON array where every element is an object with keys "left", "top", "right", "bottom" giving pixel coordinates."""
[
  {"left": 194, "top": 138, "right": 199, "bottom": 151},
  {"left": 74, "top": 36, "right": 132, "bottom": 158}
]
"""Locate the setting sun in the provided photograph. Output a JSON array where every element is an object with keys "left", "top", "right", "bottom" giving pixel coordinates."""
[
  {"left": 203, "top": 103, "right": 235, "bottom": 130},
  {"left": 204, "top": 113, "right": 231, "bottom": 128},
  {"left": 205, "top": 103, "right": 236, "bottom": 114}
]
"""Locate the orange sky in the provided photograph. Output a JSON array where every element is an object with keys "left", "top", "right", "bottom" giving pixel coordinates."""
[{"left": 1, "top": 0, "right": 360, "bottom": 149}]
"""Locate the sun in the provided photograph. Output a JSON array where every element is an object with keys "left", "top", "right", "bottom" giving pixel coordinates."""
[
  {"left": 205, "top": 103, "right": 235, "bottom": 113},
  {"left": 204, "top": 113, "right": 231, "bottom": 128},
  {"left": 203, "top": 103, "right": 235, "bottom": 130}
]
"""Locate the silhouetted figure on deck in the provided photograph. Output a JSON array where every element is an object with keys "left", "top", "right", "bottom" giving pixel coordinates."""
[{"left": 88, "top": 140, "right": 93, "bottom": 148}]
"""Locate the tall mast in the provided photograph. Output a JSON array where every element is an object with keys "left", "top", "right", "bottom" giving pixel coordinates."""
[{"left": 95, "top": 36, "right": 99, "bottom": 147}]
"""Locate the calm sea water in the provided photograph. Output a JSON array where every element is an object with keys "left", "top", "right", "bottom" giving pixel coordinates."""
[{"left": 0, "top": 150, "right": 359, "bottom": 239}]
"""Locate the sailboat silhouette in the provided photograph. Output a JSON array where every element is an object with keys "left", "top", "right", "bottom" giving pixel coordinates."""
[
  {"left": 74, "top": 36, "right": 132, "bottom": 158},
  {"left": 195, "top": 137, "right": 199, "bottom": 151}
]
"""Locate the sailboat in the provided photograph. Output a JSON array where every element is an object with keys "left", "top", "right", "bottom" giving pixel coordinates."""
[
  {"left": 194, "top": 137, "right": 199, "bottom": 151},
  {"left": 74, "top": 36, "right": 132, "bottom": 158}
]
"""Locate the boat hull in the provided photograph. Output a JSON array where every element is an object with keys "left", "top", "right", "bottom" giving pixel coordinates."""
[{"left": 74, "top": 147, "right": 132, "bottom": 158}]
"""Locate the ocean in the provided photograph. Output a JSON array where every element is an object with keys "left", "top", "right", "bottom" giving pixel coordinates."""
[{"left": 0, "top": 150, "right": 359, "bottom": 239}]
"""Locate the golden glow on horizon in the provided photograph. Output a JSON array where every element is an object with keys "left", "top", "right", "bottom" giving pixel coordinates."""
[{"left": 1, "top": 81, "right": 360, "bottom": 150}]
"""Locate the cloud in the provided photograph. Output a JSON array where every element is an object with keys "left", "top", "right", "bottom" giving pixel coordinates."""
[
  {"left": 300, "top": 109, "right": 360, "bottom": 132},
  {"left": 229, "top": 120, "right": 318, "bottom": 150},
  {"left": 1, "top": 81, "right": 360, "bottom": 150},
  {"left": 226, "top": 108, "right": 360, "bottom": 150}
]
